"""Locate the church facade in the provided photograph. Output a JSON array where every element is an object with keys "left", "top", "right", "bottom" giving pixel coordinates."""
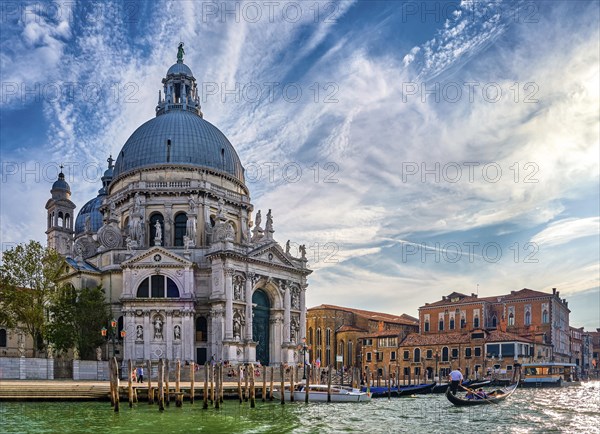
[{"left": 45, "top": 47, "right": 311, "bottom": 365}]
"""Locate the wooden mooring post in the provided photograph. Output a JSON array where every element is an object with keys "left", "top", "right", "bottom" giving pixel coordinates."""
[
  {"left": 305, "top": 366, "right": 310, "bottom": 403},
  {"left": 128, "top": 359, "right": 134, "bottom": 408},
  {"left": 387, "top": 365, "right": 391, "bottom": 399},
  {"left": 158, "top": 358, "right": 165, "bottom": 412},
  {"left": 210, "top": 363, "right": 215, "bottom": 405},
  {"left": 327, "top": 367, "right": 332, "bottom": 403},
  {"left": 244, "top": 364, "right": 249, "bottom": 402},
  {"left": 203, "top": 362, "right": 209, "bottom": 409},
  {"left": 280, "top": 363, "right": 285, "bottom": 405},
  {"left": 219, "top": 363, "right": 224, "bottom": 404},
  {"left": 215, "top": 363, "right": 221, "bottom": 410},
  {"left": 290, "top": 365, "right": 295, "bottom": 402},
  {"left": 147, "top": 359, "right": 154, "bottom": 404},
  {"left": 269, "top": 366, "right": 274, "bottom": 401},
  {"left": 262, "top": 365, "right": 267, "bottom": 402},
  {"left": 250, "top": 363, "right": 256, "bottom": 408},
  {"left": 165, "top": 359, "right": 170, "bottom": 406},
  {"left": 238, "top": 364, "right": 243, "bottom": 403},
  {"left": 190, "top": 362, "right": 195, "bottom": 404}
]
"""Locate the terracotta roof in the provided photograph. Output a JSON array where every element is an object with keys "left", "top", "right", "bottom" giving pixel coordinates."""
[
  {"left": 399, "top": 330, "right": 532, "bottom": 347},
  {"left": 420, "top": 288, "right": 558, "bottom": 309},
  {"left": 336, "top": 325, "right": 367, "bottom": 333},
  {"left": 308, "top": 304, "right": 418, "bottom": 326}
]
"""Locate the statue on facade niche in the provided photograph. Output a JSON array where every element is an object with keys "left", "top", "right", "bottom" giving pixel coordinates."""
[
  {"left": 189, "top": 196, "right": 197, "bottom": 214},
  {"left": 174, "top": 325, "right": 181, "bottom": 341},
  {"left": 154, "top": 220, "right": 162, "bottom": 243},
  {"left": 233, "top": 313, "right": 243, "bottom": 340},
  {"left": 136, "top": 325, "right": 144, "bottom": 341},
  {"left": 285, "top": 240, "right": 290, "bottom": 255},
  {"left": 96, "top": 347, "right": 102, "bottom": 361},
  {"left": 153, "top": 316, "right": 163, "bottom": 340},
  {"left": 266, "top": 209, "right": 273, "bottom": 232}
]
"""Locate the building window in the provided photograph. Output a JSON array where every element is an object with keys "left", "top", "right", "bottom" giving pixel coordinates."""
[
  {"left": 403, "top": 350, "right": 410, "bottom": 360},
  {"left": 439, "top": 319, "right": 444, "bottom": 331},
  {"left": 474, "top": 316, "right": 480, "bottom": 328},
  {"left": 195, "top": 317, "right": 207, "bottom": 342},
  {"left": 525, "top": 311, "right": 531, "bottom": 326},
  {"left": 326, "top": 328, "right": 331, "bottom": 346},
  {"left": 316, "top": 328, "right": 322, "bottom": 347},
  {"left": 414, "top": 348, "right": 421, "bottom": 363},
  {"left": 442, "top": 347, "right": 449, "bottom": 362},
  {"left": 465, "top": 347, "right": 472, "bottom": 358},
  {"left": 173, "top": 213, "right": 187, "bottom": 246},
  {"left": 338, "top": 341, "right": 345, "bottom": 364},
  {"left": 391, "top": 351, "right": 396, "bottom": 361},
  {"left": 366, "top": 352, "right": 372, "bottom": 362},
  {"left": 508, "top": 312, "right": 515, "bottom": 326},
  {"left": 403, "top": 367, "right": 410, "bottom": 376},
  {"left": 136, "top": 275, "right": 179, "bottom": 298},
  {"left": 0, "top": 329, "right": 6, "bottom": 347},
  {"left": 474, "top": 347, "right": 481, "bottom": 357},
  {"left": 424, "top": 321, "right": 430, "bottom": 332},
  {"left": 376, "top": 352, "right": 384, "bottom": 362},
  {"left": 451, "top": 348, "right": 458, "bottom": 359},
  {"left": 449, "top": 318, "right": 455, "bottom": 330},
  {"left": 460, "top": 316, "right": 466, "bottom": 328},
  {"left": 486, "top": 344, "right": 500, "bottom": 358},
  {"left": 348, "top": 342, "right": 353, "bottom": 365},
  {"left": 326, "top": 328, "right": 331, "bottom": 365},
  {"left": 492, "top": 315, "right": 497, "bottom": 328},
  {"left": 542, "top": 306, "right": 549, "bottom": 323},
  {"left": 149, "top": 213, "right": 164, "bottom": 246},
  {"left": 426, "top": 349, "right": 433, "bottom": 359},
  {"left": 414, "top": 367, "right": 421, "bottom": 376}
]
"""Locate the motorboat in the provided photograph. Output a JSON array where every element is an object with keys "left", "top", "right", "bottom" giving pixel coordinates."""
[{"left": 273, "top": 384, "right": 371, "bottom": 402}]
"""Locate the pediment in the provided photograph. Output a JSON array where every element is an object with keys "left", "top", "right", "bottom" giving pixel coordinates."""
[
  {"left": 248, "top": 242, "right": 297, "bottom": 268},
  {"left": 121, "top": 246, "right": 193, "bottom": 268}
]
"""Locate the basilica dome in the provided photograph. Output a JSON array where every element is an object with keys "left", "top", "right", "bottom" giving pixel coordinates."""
[
  {"left": 74, "top": 195, "right": 104, "bottom": 235},
  {"left": 112, "top": 57, "right": 245, "bottom": 184},
  {"left": 112, "top": 110, "right": 245, "bottom": 183}
]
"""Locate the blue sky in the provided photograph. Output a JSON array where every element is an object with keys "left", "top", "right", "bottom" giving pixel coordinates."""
[{"left": 1, "top": 1, "right": 598, "bottom": 329}]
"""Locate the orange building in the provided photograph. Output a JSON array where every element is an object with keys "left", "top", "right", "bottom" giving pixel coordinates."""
[
  {"left": 419, "top": 288, "right": 572, "bottom": 362},
  {"left": 306, "top": 304, "right": 418, "bottom": 369}
]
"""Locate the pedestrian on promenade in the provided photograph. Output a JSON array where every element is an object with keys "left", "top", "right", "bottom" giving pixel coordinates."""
[{"left": 137, "top": 366, "right": 144, "bottom": 383}]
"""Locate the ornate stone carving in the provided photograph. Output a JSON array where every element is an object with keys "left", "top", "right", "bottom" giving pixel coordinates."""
[
  {"left": 73, "top": 236, "right": 97, "bottom": 260},
  {"left": 98, "top": 223, "right": 123, "bottom": 249},
  {"left": 96, "top": 347, "right": 102, "bottom": 361},
  {"left": 265, "top": 209, "right": 274, "bottom": 239},
  {"left": 154, "top": 220, "right": 162, "bottom": 246},
  {"left": 290, "top": 315, "right": 300, "bottom": 343},
  {"left": 251, "top": 210, "right": 264, "bottom": 242},
  {"left": 174, "top": 325, "right": 181, "bottom": 341},
  {"left": 291, "top": 286, "right": 300, "bottom": 310}
]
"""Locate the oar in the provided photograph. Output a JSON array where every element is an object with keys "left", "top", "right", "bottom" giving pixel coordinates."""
[{"left": 459, "top": 384, "right": 500, "bottom": 405}]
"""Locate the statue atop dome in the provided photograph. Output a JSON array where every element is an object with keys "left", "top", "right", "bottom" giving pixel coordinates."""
[{"left": 177, "top": 42, "right": 185, "bottom": 63}]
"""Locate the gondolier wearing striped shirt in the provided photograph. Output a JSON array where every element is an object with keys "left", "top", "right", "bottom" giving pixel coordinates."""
[{"left": 448, "top": 367, "right": 463, "bottom": 396}]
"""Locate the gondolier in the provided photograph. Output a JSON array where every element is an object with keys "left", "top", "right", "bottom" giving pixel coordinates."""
[{"left": 448, "top": 367, "right": 463, "bottom": 396}]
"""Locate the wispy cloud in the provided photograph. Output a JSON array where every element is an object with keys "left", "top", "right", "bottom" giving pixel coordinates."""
[{"left": 531, "top": 217, "right": 600, "bottom": 247}]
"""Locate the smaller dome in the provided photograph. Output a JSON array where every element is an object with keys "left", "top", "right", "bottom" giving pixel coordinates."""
[
  {"left": 75, "top": 196, "right": 104, "bottom": 235},
  {"left": 52, "top": 172, "right": 70, "bottom": 193},
  {"left": 167, "top": 62, "right": 193, "bottom": 77}
]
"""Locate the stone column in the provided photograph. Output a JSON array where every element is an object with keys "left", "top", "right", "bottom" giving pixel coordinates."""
[
  {"left": 144, "top": 311, "right": 151, "bottom": 360},
  {"left": 283, "top": 282, "right": 291, "bottom": 343},
  {"left": 245, "top": 273, "right": 254, "bottom": 340},
  {"left": 166, "top": 311, "right": 173, "bottom": 360},
  {"left": 123, "top": 309, "right": 134, "bottom": 361},
  {"left": 300, "top": 283, "right": 307, "bottom": 340},
  {"left": 224, "top": 268, "right": 234, "bottom": 340}
]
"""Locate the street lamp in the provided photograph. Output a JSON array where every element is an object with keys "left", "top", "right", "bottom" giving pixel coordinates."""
[
  {"left": 101, "top": 319, "right": 120, "bottom": 359},
  {"left": 297, "top": 337, "right": 310, "bottom": 380}
]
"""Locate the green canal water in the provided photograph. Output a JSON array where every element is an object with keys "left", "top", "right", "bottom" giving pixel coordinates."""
[{"left": 1, "top": 382, "right": 599, "bottom": 434}]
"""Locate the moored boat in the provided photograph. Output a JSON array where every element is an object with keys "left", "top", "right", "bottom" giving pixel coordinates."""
[
  {"left": 361, "top": 382, "right": 435, "bottom": 398},
  {"left": 445, "top": 381, "right": 519, "bottom": 406},
  {"left": 273, "top": 384, "right": 372, "bottom": 402},
  {"left": 521, "top": 362, "right": 581, "bottom": 388}
]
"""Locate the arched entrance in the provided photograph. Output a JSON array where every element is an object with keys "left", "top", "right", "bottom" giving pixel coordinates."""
[{"left": 252, "top": 289, "right": 270, "bottom": 365}]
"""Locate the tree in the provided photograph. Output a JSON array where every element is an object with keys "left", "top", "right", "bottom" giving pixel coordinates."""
[
  {"left": 46, "top": 284, "right": 110, "bottom": 359},
  {"left": 0, "top": 241, "right": 65, "bottom": 356}
]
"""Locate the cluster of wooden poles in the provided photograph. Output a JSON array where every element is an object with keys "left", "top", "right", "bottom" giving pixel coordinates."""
[{"left": 108, "top": 358, "right": 371, "bottom": 411}]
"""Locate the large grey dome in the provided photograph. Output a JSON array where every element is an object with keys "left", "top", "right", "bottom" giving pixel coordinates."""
[
  {"left": 112, "top": 110, "right": 245, "bottom": 183},
  {"left": 167, "top": 62, "right": 193, "bottom": 77}
]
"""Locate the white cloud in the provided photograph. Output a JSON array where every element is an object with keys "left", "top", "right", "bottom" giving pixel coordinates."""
[{"left": 531, "top": 218, "right": 600, "bottom": 247}]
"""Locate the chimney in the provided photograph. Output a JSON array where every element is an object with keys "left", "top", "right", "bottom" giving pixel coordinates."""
[
  {"left": 552, "top": 288, "right": 557, "bottom": 295},
  {"left": 471, "top": 293, "right": 476, "bottom": 297},
  {"left": 511, "top": 291, "right": 516, "bottom": 295},
  {"left": 442, "top": 296, "right": 446, "bottom": 301}
]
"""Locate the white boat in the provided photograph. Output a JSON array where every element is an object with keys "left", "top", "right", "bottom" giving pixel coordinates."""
[
  {"left": 521, "top": 362, "right": 581, "bottom": 388},
  {"left": 272, "top": 384, "right": 372, "bottom": 402}
]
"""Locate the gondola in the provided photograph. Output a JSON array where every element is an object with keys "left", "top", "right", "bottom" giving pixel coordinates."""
[
  {"left": 361, "top": 382, "right": 436, "bottom": 398},
  {"left": 445, "top": 371, "right": 520, "bottom": 406}
]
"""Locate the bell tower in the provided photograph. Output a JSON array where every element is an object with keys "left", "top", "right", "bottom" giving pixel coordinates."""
[{"left": 45, "top": 166, "right": 76, "bottom": 255}]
